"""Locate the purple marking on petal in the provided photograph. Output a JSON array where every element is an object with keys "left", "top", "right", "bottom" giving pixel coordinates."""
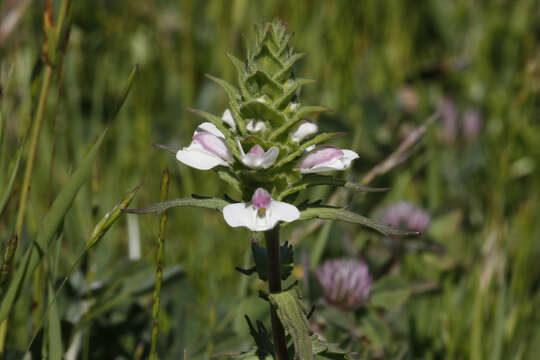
[
  {"left": 298, "top": 146, "right": 344, "bottom": 169},
  {"left": 248, "top": 145, "right": 265, "bottom": 157},
  {"left": 193, "top": 133, "right": 231, "bottom": 161},
  {"left": 251, "top": 188, "right": 272, "bottom": 209}
]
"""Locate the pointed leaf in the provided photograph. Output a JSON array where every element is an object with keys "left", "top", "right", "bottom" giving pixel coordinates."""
[
  {"left": 124, "top": 196, "right": 230, "bottom": 214},
  {"left": 47, "top": 282, "right": 63, "bottom": 360},
  {"left": 205, "top": 73, "right": 241, "bottom": 106},
  {"left": 245, "top": 70, "right": 283, "bottom": 100},
  {"left": 297, "top": 207, "right": 420, "bottom": 237},
  {"left": 240, "top": 100, "right": 286, "bottom": 126},
  {"left": 226, "top": 52, "right": 251, "bottom": 100},
  {"left": 274, "top": 52, "right": 306, "bottom": 83},
  {"left": 273, "top": 78, "right": 315, "bottom": 109}
]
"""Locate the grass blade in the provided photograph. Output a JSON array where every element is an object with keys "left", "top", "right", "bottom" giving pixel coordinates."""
[{"left": 0, "top": 129, "right": 107, "bottom": 324}]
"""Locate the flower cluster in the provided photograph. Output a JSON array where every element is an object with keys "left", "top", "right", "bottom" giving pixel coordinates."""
[
  {"left": 316, "top": 259, "right": 372, "bottom": 311},
  {"left": 174, "top": 21, "right": 359, "bottom": 231}
]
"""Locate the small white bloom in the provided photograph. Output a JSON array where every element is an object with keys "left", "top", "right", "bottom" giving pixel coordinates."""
[
  {"left": 238, "top": 141, "right": 279, "bottom": 169},
  {"left": 246, "top": 119, "right": 267, "bottom": 133},
  {"left": 223, "top": 188, "right": 300, "bottom": 231},
  {"left": 176, "top": 122, "right": 233, "bottom": 170},
  {"left": 222, "top": 109, "right": 236, "bottom": 131},
  {"left": 290, "top": 120, "right": 318, "bottom": 143},
  {"left": 298, "top": 146, "right": 359, "bottom": 173}
]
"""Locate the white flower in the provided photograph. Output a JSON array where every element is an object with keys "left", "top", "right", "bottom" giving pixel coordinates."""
[
  {"left": 176, "top": 122, "right": 233, "bottom": 170},
  {"left": 223, "top": 188, "right": 300, "bottom": 231},
  {"left": 238, "top": 141, "right": 279, "bottom": 169},
  {"left": 298, "top": 146, "right": 359, "bottom": 173},
  {"left": 290, "top": 120, "right": 318, "bottom": 143},
  {"left": 246, "top": 119, "right": 267, "bottom": 133},
  {"left": 222, "top": 109, "right": 236, "bottom": 131}
]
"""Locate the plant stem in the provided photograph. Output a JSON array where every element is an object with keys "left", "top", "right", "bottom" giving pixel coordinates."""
[
  {"left": 264, "top": 226, "right": 289, "bottom": 360},
  {"left": 149, "top": 168, "right": 169, "bottom": 360}
]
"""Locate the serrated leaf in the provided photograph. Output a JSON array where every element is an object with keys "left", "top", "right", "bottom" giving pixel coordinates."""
[
  {"left": 297, "top": 207, "right": 420, "bottom": 237},
  {"left": 369, "top": 275, "right": 411, "bottom": 310},
  {"left": 251, "top": 242, "right": 294, "bottom": 282},
  {"left": 269, "top": 289, "right": 313, "bottom": 360},
  {"left": 273, "top": 78, "right": 315, "bottom": 109},
  {"left": 245, "top": 70, "right": 284, "bottom": 100},
  {"left": 253, "top": 44, "right": 283, "bottom": 76},
  {"left": 245, "top": 315, "right": 274, "bottom": 359},
  {"left": 124, "top": 196, "right": 230, "bottom": 214},
  {"left": 274, "top": 53, "right": 306, "bottom": 83},
  {"left": 240, "top": 100, "right": 286, "bottom": 126},
  {"left": 226, "top": 52, "right": 251, "bottom": 101}
]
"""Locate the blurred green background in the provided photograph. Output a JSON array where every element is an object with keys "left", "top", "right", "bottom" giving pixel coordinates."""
[{"left": 1, "top": 0, "right": 539, "bottom": 359}]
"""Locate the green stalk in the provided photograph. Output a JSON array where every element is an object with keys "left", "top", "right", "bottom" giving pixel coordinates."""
[
  {"left": 264, "top": 226, "right": 289, "bottom": 360},
  {"left": 149, "top": 168, "right": 170, "bottom": 360}
]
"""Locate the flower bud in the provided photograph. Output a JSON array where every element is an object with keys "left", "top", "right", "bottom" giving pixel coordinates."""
[{"left": 290, "top": 120, "right": 318, "bottom": 143}]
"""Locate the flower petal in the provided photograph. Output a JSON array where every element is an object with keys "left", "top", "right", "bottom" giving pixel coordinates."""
[
  {"left": 193, "top": 132, "right": 233, "bottom": 162},
  {"left": 299, "top": 146, "right": 359, "bottom": 173},
  {"left": 261, "top": 147, "right": 279, "bottom": 168},
  {"left": 222, "top": 199, "right": 299, "bottom": 231},
  {"left": 176, "top": 142, "right": 229, "bottom": 170},
  {"left": 268, "top": 200, "right": 300, "bottom": 224},
  {"left": 222, "top": 109, "right": 236, "bottom": 131},
  {"left": 246, "top": 120, "right": 267, "bottom": 133},
  {"left": 195, "top": 122, "right": 225, "bottom": 138},
  {"left": 290, "top": 120, "right": 318, "bottom": 143},
  {"left": 223, "top": 203, "right": 258, "bottom": 228}
]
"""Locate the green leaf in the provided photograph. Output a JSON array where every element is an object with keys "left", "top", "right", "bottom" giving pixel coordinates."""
[
  {"left": 251, "top": 242, "right": 294, "bottom": 282},
  {"left": 124, "top": 195, "right": 230, "bottom": 214},
  {"left": 205, "top": 73, "right": 241, "bottom": 106},
  {"left": 0, "top": 128, "right": 107, "bottom": 324},
  {"left": 245, "top": 70, "right": 284, "bottom": 100},
  {"left": 298, "top": 207, "right": 420, "bottom": 237},
  {"left": 369, "top": 275, "right": 411, "bottom": 310},
  {"left": 273, "top": 52, "right": 307, "bottom": 83},
  {"left": 0, "top": 143, "right": 23, "bottom": 217},
  {"left": 226, "top": 52, "right": 251, "bottom": 101},
  {"left": 269, "top": 289, "right": 313, "bottom": 359},
  {"left": 46, "top": 282, "right": 63, "bottom": 360},
  {"left": 240, "top": 100, "right": 286, "bottom": 126},
  {"left": 86, "top": 185, "right": 141, "bottom": 250},
  {"left": 273, "top": 78, "right": 315, "bottom": 109},
  {"left": 245, "top": 315, "right": 274, "bottom": 359}
]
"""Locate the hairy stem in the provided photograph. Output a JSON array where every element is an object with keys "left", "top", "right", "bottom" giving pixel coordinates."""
[{"left": 264, "top": 226, "right": 289, "bottom": 360}]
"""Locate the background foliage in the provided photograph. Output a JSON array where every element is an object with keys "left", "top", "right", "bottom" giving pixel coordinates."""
[{"left": 1, "top": 0, "right": 539, "bottom": 359}]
